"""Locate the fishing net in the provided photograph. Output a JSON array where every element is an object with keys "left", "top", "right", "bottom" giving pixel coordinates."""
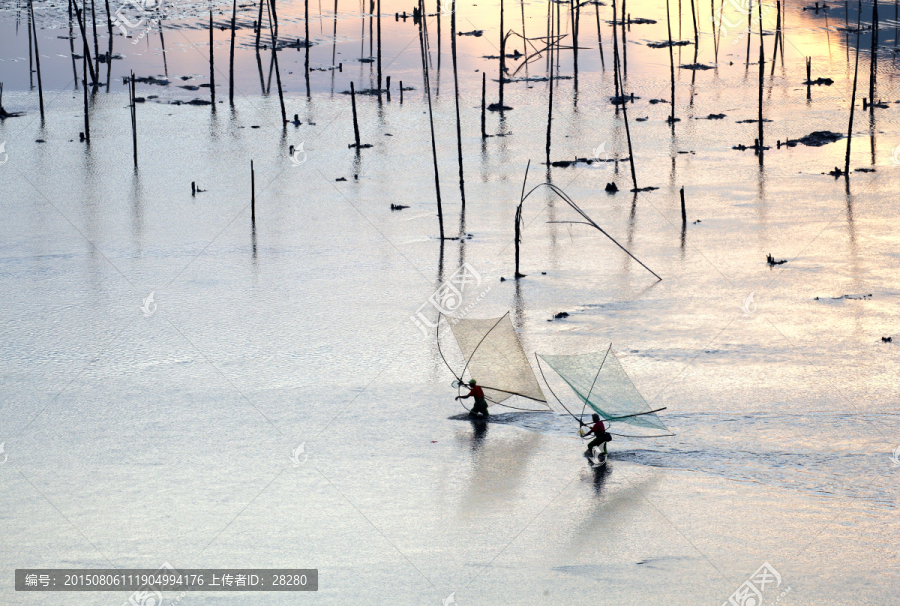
[
  {"left": 538, "top": 351, "right": 673, "bottom": 436},
  {"left": 447, "top": 314, "right": 547, "bottom": 406}
]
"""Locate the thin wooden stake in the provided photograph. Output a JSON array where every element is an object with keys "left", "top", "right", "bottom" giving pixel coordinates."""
[
  {"left": 771, "top": 0, "right": 781, "bottom": 75},
  {"left": 757, "top": 0, "right": 764, "bottom": 164},
  {"left": 90, "top": 0, "right": 99, "bottom": 77},
  {"left": 82, "top": 53, "right": 90, "bottom": 141},
  {"left": 451, "top": 0, "right": 466, "bottom": 211},
  {"left": 870, "top": 0, "right": 878, "bottom": 113},
  {"left": 806, "top": 56, "right": 811, "bottom": 100},
  {"left": 28, "top": 0, "right": 44, "bottom": 120},
  {"left": 230, "top": 0, "right": 237, "bottom": 105},
  {"left": 256, "top": 0, "right": 264, "bottom": 48},
  {"left": 689, "top": 0, "right": 699, "bottom": 48},
  {"left": 666, "top": 0, "right": 675, "bottom": 123},
  {"left": 73, "top": 0, "right": 97, "bottom": 84},
  {"left": 480, "top": 71, "right": 486, "bottom": 138},
  {"left": 545, "top": 37, "right": 553, "bottom": 164},
  {"left": 68, "top": 0, "right": 78, "bottom": 90},
  {"left": 267, "top": 0, "right": 287, "bottom": 124},
  {"left": 129, "top": 70, "right": 138, "bottom": 167},
  {"left": 595, "top": 3, "right": 605, "bottom": 69},
  {"left": 514, "top": 160, "right": 530, "bottom": 279},
  {"left": 350, "top": 81, "right": 361, "bottom": 147},
  {"left": 612, "top": 0, "right": 621, "bottom": 99},
  {"left": 680, "top": 186, "right": 686, "bottom": 225},
  {"left": 499, "top": 0, "right": 505, "bottom": 108},
  {"left": 845, "top": 1, "right": 861, "bottom": 176},
  {"left": 418, "top": 0, "right": 444, "bottom": 239},
  {"left": 251, "top": 160, "right": 256, "bottom": 222},
  {"left": 209, "top": 10, "right": 216, "bottom": 107},
  {"left": 377, "top": 0, "right": 382, "bottom": 92}
]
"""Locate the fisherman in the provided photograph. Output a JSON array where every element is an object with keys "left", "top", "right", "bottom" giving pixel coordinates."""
[
  {"left": 456, "top": 379, "right": 490, "bottom": 417},
  {"left": 582, "top": 413, "right": 609, "bottom": 456}
]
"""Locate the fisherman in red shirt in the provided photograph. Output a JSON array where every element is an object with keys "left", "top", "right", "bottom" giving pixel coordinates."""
[
  {"left": 582, "top": 413, "right": 609, "bottom": 456},
  {"left": 456, "top": 379, "right": 490, "bottom": 417}
]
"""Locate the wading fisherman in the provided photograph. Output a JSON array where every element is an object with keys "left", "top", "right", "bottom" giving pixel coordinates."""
[
  {"left": 456, "top": 379, "right": 490, "bottom": 417},
  {"left": 582, "top": 413, "right": 609, "bottom": 456}
]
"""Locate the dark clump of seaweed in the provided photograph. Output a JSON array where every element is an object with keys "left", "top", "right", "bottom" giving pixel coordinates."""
[
  {"left": 779, "top": 131, "right": 844, "bottom": 147},
  {"left": 648, "top": 39, "right": 691, "bottom": 48}
]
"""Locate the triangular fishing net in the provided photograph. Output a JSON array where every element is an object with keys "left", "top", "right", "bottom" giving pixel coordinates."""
[
  {"left": 448, "top": 314, "right": 547, "bottom": 405},
  {"left": 538, "top": 351, "right": 673, "bottom": 436}
]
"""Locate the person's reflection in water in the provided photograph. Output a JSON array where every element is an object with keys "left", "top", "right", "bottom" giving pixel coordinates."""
[
  {"left": 591, "top": 463, "right": 611, "bottom": 495},
  {"left": 469, "top": 417, "right": 488, "bottom": 451}
]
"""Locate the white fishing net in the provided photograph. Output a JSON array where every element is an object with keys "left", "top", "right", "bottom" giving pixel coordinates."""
[{"left": 448, "top": 314, "right": 547, "bottom": 406}]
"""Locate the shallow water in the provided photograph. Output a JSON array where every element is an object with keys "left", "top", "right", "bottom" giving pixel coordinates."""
[{"left": 3, "top": 0, "right": 900, "bottom": 603}]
